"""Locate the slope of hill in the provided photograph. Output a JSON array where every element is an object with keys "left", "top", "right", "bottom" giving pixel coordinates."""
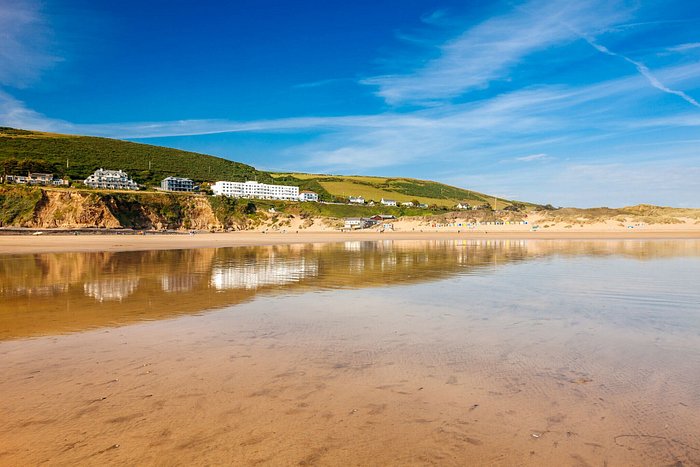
[
  {"left": 0, "top": 127, "right": 272, "bottom": 186},
  {"left": 271, "top": 173, "right": 522, "bottom": 209},
  {"left": 0, "top": 127, "right": 528, "bottom": 209}
]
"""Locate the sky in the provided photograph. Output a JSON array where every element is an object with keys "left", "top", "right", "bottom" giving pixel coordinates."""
[{"left": 1, "top": 0, "right": 699, "bottom": 207}]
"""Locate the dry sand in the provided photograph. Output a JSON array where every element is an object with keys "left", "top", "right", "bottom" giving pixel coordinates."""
[{"left": 0, "top": 228, "right": 699, "bottom": 255}]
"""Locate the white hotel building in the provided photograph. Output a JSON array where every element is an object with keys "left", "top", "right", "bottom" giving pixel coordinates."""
[{"left": 211, "top": 180, "right": 299, "bottom": 201}]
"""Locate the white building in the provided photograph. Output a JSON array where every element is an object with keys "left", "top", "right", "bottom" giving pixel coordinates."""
[
  {"left": 348, "top": 196, "right": 365, "bottom": 204},
  {"left": 456, "top": 202, "right": 471, "bottom": 210},
  {"left": 344, "top": 217, "right": 377, "bottom": 230},
  {"left": 5, "top": 172, "right": 69, "bottom": 186},
  {"left": 211, "top": 180, "right": 299, "bottom": 201},
  {"left": 401, "top": 201, "right": 414, "bottom": 207},
  {"left": 84, "top": 169, "right": 139, "bottom": 190},
  {"left": 298, "top": 190, "right": 319, "bottom": 202},
  {"left": 161, "top": 176, "right": 195, "bottom": 192},
  {"left": 380, "top": 198, "right": 397, "bottom": 206}
]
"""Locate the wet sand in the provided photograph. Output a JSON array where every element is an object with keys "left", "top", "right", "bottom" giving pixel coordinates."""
[
  {"left": 1, "top": 229, "right": 700, "bottom": 254},
  {"left": 1, "top": 241, "right": 698, "bottom": 465},
  {"left": 1, "top": 290, "right": 698, "bottom": 465}
]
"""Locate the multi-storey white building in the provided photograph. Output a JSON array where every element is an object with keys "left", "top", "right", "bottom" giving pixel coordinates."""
[
  {"left": 211, "top": 180, "right": 299, "bottom": 200},
  {"left": 161, "top": 176, "right": 195, "bottom": 192},
  {"left": 84, "top": 169, "right": 139, "bottom": 190}
]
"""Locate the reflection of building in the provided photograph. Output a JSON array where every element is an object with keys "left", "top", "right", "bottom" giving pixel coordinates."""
[
  {"left": 84, "top": 278, "right": 140, "bottom": 302},
  {"left": 211, "top": 257, "right": 318, "bottom": 290},
  {"left": 84, "top": 169, "right": 139, "bottom": 190},
  {"left": 161, "top": 274, "right": 198, "bottom": 293},
  {"left": 161, "top": 176, "right": 195, "bottom": 192},
  {"left": 4, "top": 284, "right": 68, "bottom": 297},
  {"left": 211, "top": 180, "right": 299, "bottom": 200}
]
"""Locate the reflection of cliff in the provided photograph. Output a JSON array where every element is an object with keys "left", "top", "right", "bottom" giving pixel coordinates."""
[{"left": 1, "top": 239, "right": 698, "bottom": 340}]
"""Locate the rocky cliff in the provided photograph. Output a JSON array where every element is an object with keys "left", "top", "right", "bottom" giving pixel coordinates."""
[{"left": 0, "top": 186, "right": 225, "bottom": 230}]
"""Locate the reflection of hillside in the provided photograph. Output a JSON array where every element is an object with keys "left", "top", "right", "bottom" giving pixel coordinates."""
[{"left": 0, "top": 239, "right": 698, "bottom": 339}]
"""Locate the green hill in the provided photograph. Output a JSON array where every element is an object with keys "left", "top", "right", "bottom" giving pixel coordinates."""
[
  {"left": 271, "top": 173, "right": 523, "bottom": 209},
  {"left": 0, "top": 127, "right": 272, "bottom": 186},
  {"left": 1, "top": 127, "right": 530, "bottom": 210}
]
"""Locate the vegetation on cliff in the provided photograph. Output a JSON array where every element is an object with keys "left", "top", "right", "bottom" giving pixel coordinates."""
[{"left": 0, "top": 186, "right": 43, "bottom": 226}]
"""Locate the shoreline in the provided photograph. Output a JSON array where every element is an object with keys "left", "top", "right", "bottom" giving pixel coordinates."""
[{"left": 1, "top": 230, "right": 699, "bottom": 255}]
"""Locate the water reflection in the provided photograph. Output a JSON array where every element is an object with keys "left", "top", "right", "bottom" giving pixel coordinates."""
[{"left": 1, "top": 239, "right": 698, "bottom": 340}]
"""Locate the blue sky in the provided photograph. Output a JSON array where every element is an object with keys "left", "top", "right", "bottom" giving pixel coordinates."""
[{"left": 1, "top": 0, "right": 699, "bottom": 207}]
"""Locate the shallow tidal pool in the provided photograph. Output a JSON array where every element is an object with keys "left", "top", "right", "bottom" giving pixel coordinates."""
[{"left": 1, "top": 239, "right": 699, "bottom": 465}]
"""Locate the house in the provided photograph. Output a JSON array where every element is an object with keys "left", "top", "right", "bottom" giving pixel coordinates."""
[
  {"left": 456, "top": 202, "right": 471, "bottom": 210},
  {"left": 84, "top": 169, "right": 139, "bottom": 190},
  {"left": 344, "top": 217, "right": 377, "bottom": 230},
  {"left": 401, "top": 201, "right": 414, "bottom": 207},
  {"left": 370, "top": 214, "right": 396, "bottom": 221},
  {"left": 381, "top": 198, "right": 397, "bottom": 206},
  {"left": 5, "top": 172, "right": 69, "bottom": 186},
  {"left": 418, "top": 203, "right": 429, "bottom": 209},
  {"left": 161, "top": 176, "right": 195, "bottom": 192},
  {"left": 298, "top": 190, "right": 319, "bottom": 202},
  {"left": 211, "top": 180, "right": 299, "bottom": 200},
  {"left": 348, "top": 196, "right": 365, "bottom": 204}
]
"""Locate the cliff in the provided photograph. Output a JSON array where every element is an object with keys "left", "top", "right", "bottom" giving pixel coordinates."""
[{"left": 0, "top": 186, "right": 226, "bottom": 230}]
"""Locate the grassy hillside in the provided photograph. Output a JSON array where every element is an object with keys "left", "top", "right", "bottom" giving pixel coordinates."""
[
  {"left": 0, "top": 127, "right": 272, "bottom": 187},
  {"left": 1, "top": 127, "right": 530, "bottom": 210},
  {"left": 271, "top": 173, "right": 524, "bottom": 209}
]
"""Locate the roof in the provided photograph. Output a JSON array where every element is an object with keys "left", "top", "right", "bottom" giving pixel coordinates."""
[{"left": 300, "top": 190, "right": 317, "bottom": 194}]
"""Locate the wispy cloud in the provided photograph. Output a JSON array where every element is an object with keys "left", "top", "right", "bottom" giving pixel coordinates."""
[
  {"left": 292, "top": 78, "right": 349, "bottom": 89},
  {"left": 0, "top": 0, "right": 59, "bottom": 88},
  {"left": 667, "top": 42, "right": 700, "bottom": 53},
  {"left": 515, "top": 153, "right": 549, "bottom": 162},
  {"left": 361, "top": 0, "right": 631, "bottom": 106},
  {"left": 582, "top": 36, "right": 700, "bottom": 108}
]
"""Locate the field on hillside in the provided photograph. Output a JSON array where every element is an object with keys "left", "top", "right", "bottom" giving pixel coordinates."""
[{"left": 272, "top": 173, "right": 516, "bottom": 209}]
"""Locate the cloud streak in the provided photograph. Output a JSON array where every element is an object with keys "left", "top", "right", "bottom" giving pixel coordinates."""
[
  {"left": 583, "top": 37, "right": 700, "bottom": 108},
  {"left": 362, "top": 0, "right": 630, "bottom": 106},
  {"left": 515, "top": 153, "right": 549, "bottom": 162}
]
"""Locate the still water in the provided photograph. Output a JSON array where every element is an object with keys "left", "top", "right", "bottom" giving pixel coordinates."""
[{"left": 1, "top": 240, "right": 699, "bottom": 465}]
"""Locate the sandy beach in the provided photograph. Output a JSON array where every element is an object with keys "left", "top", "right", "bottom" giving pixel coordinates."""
[{"left": 0, "top": 228, "right": 699, "bottom": 255}]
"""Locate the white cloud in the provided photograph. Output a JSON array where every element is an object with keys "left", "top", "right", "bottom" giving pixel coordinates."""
[
  {"left": 0, "top": 0, "right": 59, "bottom": 87},
  {"left": 515, "top": 153, "right": 549, "bottom": 162},
  {"left": 0, "top": 90, "right": 70, "bottom": 131},
  {"left": 361, "top": 0, "right": 631, "bottom": 106},
  {"left": 667, "top": 42, "right": 700, "bottom": 53}
]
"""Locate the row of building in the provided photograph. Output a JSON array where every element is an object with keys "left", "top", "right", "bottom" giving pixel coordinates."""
[
  {"left": 2, "top": 172, "right": 69, "bottom": 186},
  {"left": 3, "top": 170, "right": 480, "bottom": 209},
  {"left": 348, "top": 196, "right": 429, "bottom": 208}
]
